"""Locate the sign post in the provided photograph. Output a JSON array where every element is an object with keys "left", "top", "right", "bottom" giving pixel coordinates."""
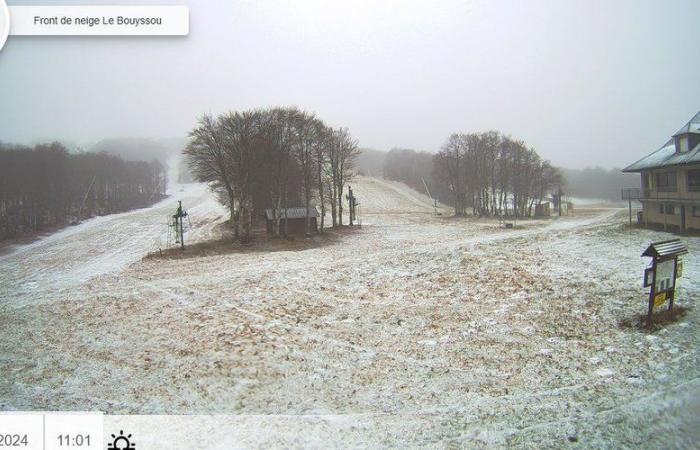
[{"left": 641, "top": 239, "right": 687, "bottom": 325}]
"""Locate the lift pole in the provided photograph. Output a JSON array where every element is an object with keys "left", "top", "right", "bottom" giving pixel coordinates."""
[
  {"left": 422, "top": 177, "right": 437, "bottom": 216},
  {"left": 173, "top": 201, "right": 188, "bottom": 251},
  {"left": 346, "top": 186, "right": 357, "bottom": 226}
]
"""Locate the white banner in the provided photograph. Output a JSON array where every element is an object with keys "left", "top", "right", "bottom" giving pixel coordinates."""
[
  {"left": 8, "top": 5, "right": 189, "bottom": 36},
  {"left": 0, "top": 0, "right": 8, "bottom": 50}
]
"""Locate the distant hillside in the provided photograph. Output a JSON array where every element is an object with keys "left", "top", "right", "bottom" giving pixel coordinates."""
[
  {"left": 90, "top": 137, "right": 184, "bottom": 163},
  {"left": 356, "top": 148, "right": 386, "bottom": 177},
  {"left": 561, "top": 167, "right": 639, "bottom": 201}
]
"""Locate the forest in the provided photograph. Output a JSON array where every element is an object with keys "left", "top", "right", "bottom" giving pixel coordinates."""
[
  {"left": 379, "top": 132, "right": 563, "bottom": 217},
  {"left": 375, "top": 149, "right": 633, "bottom": 206},
  {"left": 382, "top": 148, "right": 447, "bottom": 202},
  {"left": 0, "top": 142, "right": 167, "bottom": 241},
  {"left": 184, "top": 106, "right": 360, "bottom": 241},
  {"left": 433, "top": 131, "right": 563, "bottom": 216}
]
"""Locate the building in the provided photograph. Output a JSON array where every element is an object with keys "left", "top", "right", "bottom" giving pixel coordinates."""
[
  {"left": 535, "top": 202, "right": 550, "bottom": 217},
  {"left": 623, "top": 111, "right": 700, "bottom": 232},
  {"left": 264, "top": 207, "right": 319, "bottom": 235}
]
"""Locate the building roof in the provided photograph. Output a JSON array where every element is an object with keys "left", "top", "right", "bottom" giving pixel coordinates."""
[
  {"left": 623, "top": 111, "right": 700, "bottom": 172},
  {"left": 264, "top": 207, "right": 319, "bottom": 220},
  {"left": 641, "top": 239, "right": 688, "bottom": 259},
  {"left": 673, "top": 110, "right": 700, "bottom": 136}
]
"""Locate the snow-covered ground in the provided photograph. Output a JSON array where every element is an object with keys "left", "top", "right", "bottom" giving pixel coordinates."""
[{"left": 1, "top": 174, "right": 699, "bottom": 448}]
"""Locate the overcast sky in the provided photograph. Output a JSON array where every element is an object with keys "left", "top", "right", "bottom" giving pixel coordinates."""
[{"left": 1, "top": 0, "right": 699, "bottom": 168}]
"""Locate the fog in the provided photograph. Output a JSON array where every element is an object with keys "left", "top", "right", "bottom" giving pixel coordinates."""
[{"left": 1, "top": 0, "right": 699, "bottom": 168}]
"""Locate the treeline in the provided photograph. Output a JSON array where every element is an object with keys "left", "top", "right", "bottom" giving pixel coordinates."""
[
  {"left": 184, "top": 106, "right": 360, "bottom": 241},
  {"left": 380, "top": 133, "right": 562, "bottom": 217},
  {"left": 382, "top": 148, "right": 449, "bottom": 202},
  {"left": 0, "top": 142, "right": 167, "bottom": 241},
  {"left": 434, "top": 131, "right": 562, "bottom": 216}
]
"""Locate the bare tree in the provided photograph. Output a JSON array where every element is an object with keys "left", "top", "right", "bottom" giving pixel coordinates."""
[
  {"left": 292, "top": 110, "right": 322, "bottom": 236},
  {"left": 184, "top": 114, "right": 240, "bottom": 237},
  {"left": 184, "top": 107, "right": 360, "bottom": 241},
  {"left": 432, "top": 131, "right": 562, "bottom": 218},
  {"left": 314, "top": 124, "right": 332, "bottom": 232},
  {"left": 329, "top": 127, "right": 359, "bottom": 226},
  {"left": 259, "top": 107, "right": 295, "bottom": 237}
]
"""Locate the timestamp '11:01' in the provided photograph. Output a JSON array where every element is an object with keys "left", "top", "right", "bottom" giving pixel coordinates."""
[{"left": 57, "top": 434, "right": 91, "bottom": 447}]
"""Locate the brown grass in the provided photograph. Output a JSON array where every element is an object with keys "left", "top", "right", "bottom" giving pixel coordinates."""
[
  {"left": 618, "top": 305, "right": 690, "bottom": 332},
  {"left": 144, "top": 225, "right": 362, "bottom": 260}
]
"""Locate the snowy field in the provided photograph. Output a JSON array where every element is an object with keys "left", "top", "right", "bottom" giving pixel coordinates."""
[{"left": 1, "top": 175, "right": 699, "bottom": 448}]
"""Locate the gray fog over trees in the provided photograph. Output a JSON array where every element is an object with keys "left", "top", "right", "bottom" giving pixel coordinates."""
[
  {"left": 90, "top": 138, "right": 173, "bottom": 163},
  {"left": 0, "top": 142, "right": 167, "bottom": 241},
  {"left": 375, "top": 133, "right": 562, "bottom": 217},
  {"left": 356, "top": 148, "right": 387, "bottom": 177},
  {"left": 368, "top": 146, "right": 629, "bottom": 207},
  {"left": 382, "top": 148, "right": 445, "bottom": 201},
  {"left": 184, "top": 107, "right": 359, "bottom": 241},
  {"left": 560, "top": 167, "right": 638, "bottom": 201}
]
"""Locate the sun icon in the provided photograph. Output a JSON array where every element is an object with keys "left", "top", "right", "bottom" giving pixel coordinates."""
[{"left": 108, "top": 430, "right": 135, "bottom": 450}]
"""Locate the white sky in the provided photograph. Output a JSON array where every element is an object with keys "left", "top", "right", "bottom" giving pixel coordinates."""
[{"left": 1, "top": 0, "right": 699, "bottom": 168}]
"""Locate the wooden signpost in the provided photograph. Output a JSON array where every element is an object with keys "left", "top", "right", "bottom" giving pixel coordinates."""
[{"left": 641, "top": 239, "right": 687, "bottom": 325}]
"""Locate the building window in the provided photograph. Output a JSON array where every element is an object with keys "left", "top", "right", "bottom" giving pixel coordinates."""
[
  {"left": 660, "top": 203, "right": 675, "bottom": 215},
  {"left": 688, "top": 169, "right": 700, "bottom": 192},
  {"left": 656, "top": 171, "right": 677, "bottom": 192},
  {"left": 693, "top": 206, "right": 700, "bottom": 218}
]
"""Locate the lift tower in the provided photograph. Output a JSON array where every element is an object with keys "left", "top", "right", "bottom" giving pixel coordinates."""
[{"left": 173, "top": 201, "right": 188, "bottom": 251}]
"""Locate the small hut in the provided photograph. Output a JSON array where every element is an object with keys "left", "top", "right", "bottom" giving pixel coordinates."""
[
  {"left": 264, "top": 207, "right": 319, "bottom": 235},
  {"left": 535, "top": 203, "right": 551, "bottom": 217}
]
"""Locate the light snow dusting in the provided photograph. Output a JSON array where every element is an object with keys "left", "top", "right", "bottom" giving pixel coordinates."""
[{"left": 1, "top": 174, "right": 699, "bottom": 448}]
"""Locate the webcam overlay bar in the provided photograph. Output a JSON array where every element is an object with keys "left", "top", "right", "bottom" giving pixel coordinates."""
[
  {"left": 9, "top": 6, "right": 189, "bottom": 36},
  {"left": 1, "top": 412, "right": 389, "bottom": 449}
]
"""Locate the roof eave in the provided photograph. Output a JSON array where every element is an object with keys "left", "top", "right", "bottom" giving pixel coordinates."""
[
  {"left": 672, "top": 130, "right": 700, "bottom": 138},
  {"left": 622, "top": 160, "right": 700, "bottom": 172},
  {"left": 621, "top": 166, "right": 642, "bottom": 173}
]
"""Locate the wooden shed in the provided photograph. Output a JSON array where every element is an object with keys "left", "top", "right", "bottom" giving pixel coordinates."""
[
  {"left": 264, "top": 207, "right": 319, "bottom": 235},
  {"left": 535, "top": 202, "right": 551, "bottom": 217}
]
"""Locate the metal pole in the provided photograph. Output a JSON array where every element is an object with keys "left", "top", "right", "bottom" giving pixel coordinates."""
[
  {"left": 422, "top": 177, "right": 437, "bottom": 216},
  {"left": 629, "top": 198, "right": 632, "bottom": 226},
  {"left": 177, "top": 200, "right": 185, "bottom": 251},
  {"left": 669, "top": 257, "right": 678, "bottom": 312},
  {"left": 180, "top": 214, "right": 185, "bottom": 251},
  {"left": 558, "top": 186, "right": 562, "bottom": 217},
  {"left": 647, "top": 260, "right": 656, "bottom": 326}
]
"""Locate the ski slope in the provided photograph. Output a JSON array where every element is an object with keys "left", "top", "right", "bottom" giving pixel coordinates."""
[
  {"left": 1, "top": 172, "right": 699, "bottom": 448},
  {"left": 0, "top": 160, "right": 227, "bottom": 299},
  {"left": 350, "top": 176, "right": 447, "bottom": 214}
]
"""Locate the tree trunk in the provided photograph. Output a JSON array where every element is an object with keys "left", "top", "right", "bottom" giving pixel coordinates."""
[
  {"left": 317, "top": 168, "right": 325, "bottom": 232},
  {"left": 305, "top": 194, "right": 311, "bottom": 237},
  {"left": 330, "top": 181, "right": 337, "bottom": 227},
  {"left": 337, "top": 188, "right": 343, "bottom": 226}
]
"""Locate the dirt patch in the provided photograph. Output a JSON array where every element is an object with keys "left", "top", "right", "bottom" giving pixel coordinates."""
[
  {"left": 144, "top": 225, "right": 363, "bottom": 260},
  {"left": 618, "top": 305, "right": 691, "bottom": 331}
]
